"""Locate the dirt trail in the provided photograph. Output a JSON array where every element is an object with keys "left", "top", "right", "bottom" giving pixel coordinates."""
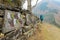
[{"left": 28, "top": 23, "right": 60, "bottom": 40}]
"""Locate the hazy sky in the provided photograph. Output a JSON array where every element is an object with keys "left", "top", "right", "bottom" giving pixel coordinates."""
[{"left": 22, "top": 0, "right": 42, "bottom": 9}]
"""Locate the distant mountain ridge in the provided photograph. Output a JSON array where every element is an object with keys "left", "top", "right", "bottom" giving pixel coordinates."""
[{"left": 32, "top": 0, "right": 60, "bottom": 27}]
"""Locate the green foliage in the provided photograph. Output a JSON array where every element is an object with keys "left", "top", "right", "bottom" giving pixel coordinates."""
[
  {"left": 7, "top": 0, "right": 14, "bottom": 7},
  {"left": 8, "top": 0, "right": 21, "bottom": 7}
]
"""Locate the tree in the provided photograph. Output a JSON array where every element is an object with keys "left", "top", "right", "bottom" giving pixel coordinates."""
[
  {"left": 27, "top": 0, "right": 38, "bottom": 12},
  {"left": 27, "top": 0, "right": 31, "bottom": 11}
]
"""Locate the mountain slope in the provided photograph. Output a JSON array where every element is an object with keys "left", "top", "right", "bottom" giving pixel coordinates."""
[
  {"left": 28, "top": 23, "right": 60, "bottom": 40},
  {"left": 32, "top": 0, "right": 60, "bottom": 27}
]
